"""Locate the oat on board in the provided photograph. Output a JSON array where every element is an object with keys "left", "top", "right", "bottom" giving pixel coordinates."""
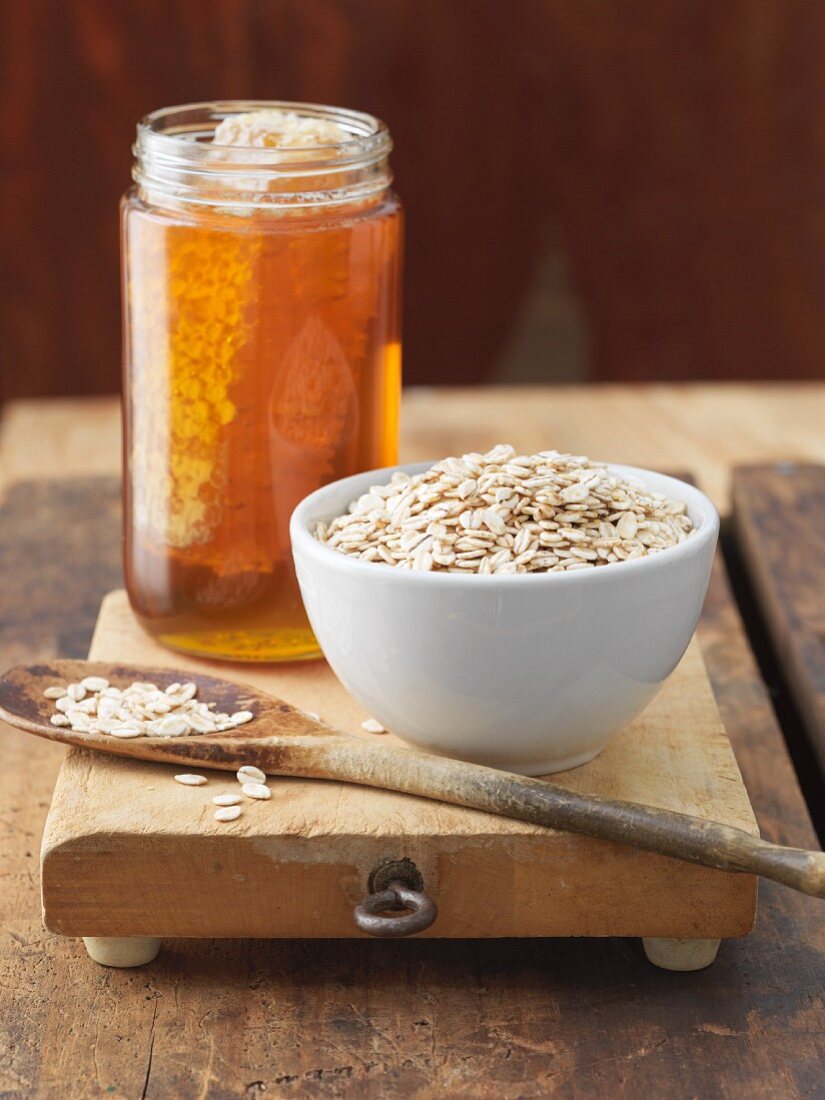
[{"left": 314, "top": 445, "right": 694, "bottom": 574}]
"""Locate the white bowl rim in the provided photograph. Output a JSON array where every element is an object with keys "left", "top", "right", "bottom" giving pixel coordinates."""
[{"left": 290, "top": 460, "right": 720, "bottom": 587}]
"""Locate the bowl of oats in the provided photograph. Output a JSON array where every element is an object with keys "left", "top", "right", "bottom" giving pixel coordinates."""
[{"left": 290, "top": 445, "right": 719, "bottom": 775}]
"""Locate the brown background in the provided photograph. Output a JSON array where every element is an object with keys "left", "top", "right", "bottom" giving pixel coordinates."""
[{"left": 2, "top": 0, "right": 825, "bottom": 401}]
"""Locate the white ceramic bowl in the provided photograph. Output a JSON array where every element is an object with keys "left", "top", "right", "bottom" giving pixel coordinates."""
[{"left": 290, "top": 463, "right": 719, "bottom": 776}]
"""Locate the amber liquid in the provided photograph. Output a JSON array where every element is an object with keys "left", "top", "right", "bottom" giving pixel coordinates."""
[{"left": 122, "top": 190, "right": 402, "bottom": 660}]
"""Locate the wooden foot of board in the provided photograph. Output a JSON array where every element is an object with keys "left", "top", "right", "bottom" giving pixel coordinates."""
[
  {"left": 82, "top": 936, "right": 161, "bottom": 967},
  {"left": 642, "top": 937, "right": 721, "bottom": 971}
]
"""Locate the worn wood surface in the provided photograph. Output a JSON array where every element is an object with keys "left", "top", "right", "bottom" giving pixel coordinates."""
[
  {"left": 32, "top": 618, "right": 758, "bottom": 938},
  {"left": 4, "top": 385, "right": 825, "bottom": 510},
  {"left": 0, "top": 396, "right": 824, "bottom": 1097},
  {"left": 732, "top": 464, "right": 825, "bottom": 775}
]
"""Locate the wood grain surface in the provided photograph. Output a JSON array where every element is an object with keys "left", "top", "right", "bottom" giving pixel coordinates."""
[
  {"left": 4, "top": 384, "right": 825, "bottom": 510},
  {"left": 39, "top": 597, "right": 758, "bottom": 939},
  {"left": 1, "top": 395, "right": 824, "bottom": 1096},
  {"left": 732, "top": 464, "right": 825, "bottom": 773},
  {"left": 4, "top": 1, "right": 825, "bottom": 398},
  {"left": 0, "top": 467, "right": 823, "bottom": 1096}
]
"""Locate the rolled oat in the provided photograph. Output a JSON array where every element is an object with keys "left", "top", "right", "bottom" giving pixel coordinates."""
[{"left": 315, "top": 445, "right": 693, "bottom": 575}]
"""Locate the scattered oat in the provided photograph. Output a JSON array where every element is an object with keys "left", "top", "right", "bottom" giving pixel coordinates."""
[
  {"left": 43, "top": 676, "right": 253, "bottom": 741},
  {"left": 214, "top": 805, "right": 242, "bottom": 823},
  {"left": 81, "top": 676, "right": 110, "bottom": 692},
  {"left": 361, "top": 718, "right": 387, "bottom": 734},
  {"left": 213, "top": 793, "right": 243, "bottom": 807},
  {"left": 314, "top": 445, "right": 693, "bottom": 574},
  {"left": 186, "top": 712, "right": 217, "bottom": 733},
  {"left": 174, "top": 774, "right": 208, "bottom": 786},
  {"left": 156, "top": 715, "right": 189, "bottom": 738},
  {"left": 237, "top": 765, "right": 266, "bottom": 784},
  {"left": 241, "top": 782, "right": 271, "bottom": 800}
]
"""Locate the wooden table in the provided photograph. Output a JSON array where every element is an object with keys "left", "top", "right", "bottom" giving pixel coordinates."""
[{"left": 1, "top": 386, "right": 824, "bottom": 1099}]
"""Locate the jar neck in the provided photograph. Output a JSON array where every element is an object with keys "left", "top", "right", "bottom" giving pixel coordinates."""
[{"left": 133, "top": 101, "right": 393, "bottom": 212}]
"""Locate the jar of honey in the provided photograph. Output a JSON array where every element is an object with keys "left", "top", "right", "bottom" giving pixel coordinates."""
[{"left": 121, "top": 102, "right": 402, "bottom": 661}]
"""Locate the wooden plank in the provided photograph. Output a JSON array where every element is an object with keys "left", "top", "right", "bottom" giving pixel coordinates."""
[
  {"left": 4, "top": 384, "right": 825, "bottom": 510},
  {"left": 732, "top": 463, "right": 825, "bottom": 773},
  {"left": 41, "top": 592, "right": 757, "bottom": 940},
  {"left": 0, "top": 478, "right": 122, "bottom": 662},
  {"left": 0, "top": 397, "right": 122, "bottom": 494},
  {"left": 0, "top": 480, "right": 127, "bottom": 1097},
  {"left": 0, "top": 473, "right": 823, "bottom": 1098}
]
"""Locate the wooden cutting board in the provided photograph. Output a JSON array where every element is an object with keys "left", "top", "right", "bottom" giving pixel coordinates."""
[{"left": 40, "top": 590, "right": 759, "bottom": 940}]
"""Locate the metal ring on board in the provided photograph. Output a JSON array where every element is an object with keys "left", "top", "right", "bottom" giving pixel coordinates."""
[{"left": 353, "top": 879, "right": 437, "bottom": 938}]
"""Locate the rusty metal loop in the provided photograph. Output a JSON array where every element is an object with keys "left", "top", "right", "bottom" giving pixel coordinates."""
[
  {"left": 353, "top": 879, "right": 437, "bottom": 938},
  {"left": 368, "top": 858, "right": 424, "bottom": 896}
]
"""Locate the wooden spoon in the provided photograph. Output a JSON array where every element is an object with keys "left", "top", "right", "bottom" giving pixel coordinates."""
[{"left": 1, "top": 658, "right": 824, "bottom": 899}]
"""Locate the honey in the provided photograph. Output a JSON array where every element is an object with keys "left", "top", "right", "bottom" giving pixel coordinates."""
[{"left": 122, "top": 103, "right": 402, "bottom": 661}]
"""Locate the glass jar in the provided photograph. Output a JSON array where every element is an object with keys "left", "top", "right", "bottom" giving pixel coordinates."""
[{"left": 121, "top": 101, "right": 402, "bottom": 661}]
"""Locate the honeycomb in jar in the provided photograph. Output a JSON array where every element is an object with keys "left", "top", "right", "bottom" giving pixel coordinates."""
[
  {"left": 129, "top": 218, "right": 259, "bottom": 550},
  {"left": 212, "top": 109, "right": 349, "bottom": 150},
  {"left": 130, "top": 110, "right": 356, "bottom": 553}
]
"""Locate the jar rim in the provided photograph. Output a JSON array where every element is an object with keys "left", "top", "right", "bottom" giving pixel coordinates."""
[
  {"left": 137, "top": 100, "right": 392, "bottom": 169},
  {"left": 134, "top": 100, "right": 393, "bottom": 209}
]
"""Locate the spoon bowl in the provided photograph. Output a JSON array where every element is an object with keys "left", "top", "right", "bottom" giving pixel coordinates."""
[{"left": 0, "top": 658, "right": 341, "bottom": 772}]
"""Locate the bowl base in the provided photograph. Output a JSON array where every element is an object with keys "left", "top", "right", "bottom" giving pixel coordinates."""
[
  {"left": 398, "top": 743, "right": 604, "bottom": 778},
  {"left": 518, "top": 746, "right": 603, "bottom": 777}
]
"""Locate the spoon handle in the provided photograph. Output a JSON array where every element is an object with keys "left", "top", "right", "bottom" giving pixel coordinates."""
[
  {"left": 4, "top": 691, "right": 823, "bottom": 898},
  {"left": 259, "top": 737, "right": 825, "bottom": 899}
]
